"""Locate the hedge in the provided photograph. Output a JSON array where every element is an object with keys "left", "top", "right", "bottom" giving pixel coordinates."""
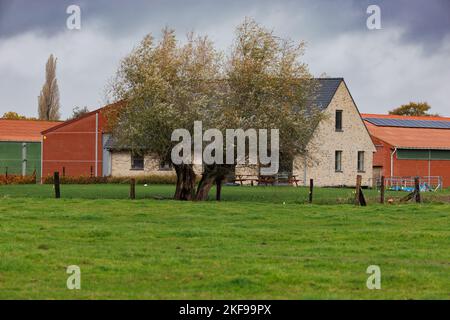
[{"left": 42, "top": 174, "right": 178, "bottom": 185}]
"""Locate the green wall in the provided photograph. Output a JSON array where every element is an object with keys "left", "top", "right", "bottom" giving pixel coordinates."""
[
  {"left": 397, "top": 149, "right": 450, "bottom": 161},
  {"left": 0, "top": 141, "right": 41, "bottom": 178}
]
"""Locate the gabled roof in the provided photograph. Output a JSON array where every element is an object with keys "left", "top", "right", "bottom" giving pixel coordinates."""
[
  {"left": 362, "top": 114, "right": 450, "bottom": 150},
  {"left": 41, "top": 101, "right": 125, "bottom": 134},
  {"left": 0, "top": 119, "right": 62, "bottom": 142},
  {"left": 308, "top": 78, "right": 343, "bottom": 110}
]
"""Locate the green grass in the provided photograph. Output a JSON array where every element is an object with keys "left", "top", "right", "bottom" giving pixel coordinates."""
[
  {"left": 1, "top": 183, "right": 450, "bottom": 204},
  {"left": 0, "top": 185, "right": 449, "bottom": 299}
]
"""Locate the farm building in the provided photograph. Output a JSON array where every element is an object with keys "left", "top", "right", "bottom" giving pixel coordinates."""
[
  {"left": 363, "top": 114, "right": 450, "bottom": 188},
  {"left": 41, "top": 101, "right": 123, "bottom": 179},
  {"left": 0, "top": 119, "right": 61, "bottom": 179},
  {"left": 291, "top": 78, "right": 376, "bottom": 187},
  {"left": 41, "top": 78, "right": 375, "bottom": 187},
  {"left": 41, "top": 100, "right": 188, "bottom": 180}
]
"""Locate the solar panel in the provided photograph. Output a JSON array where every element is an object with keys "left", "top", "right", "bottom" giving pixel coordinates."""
[{"left": 364, "top": 118, "right": 450, "bottom": 129}]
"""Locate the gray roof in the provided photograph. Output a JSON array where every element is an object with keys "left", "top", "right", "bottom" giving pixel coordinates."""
[{"left": 308, "top": 78, "right": 343, "bottom": 110}]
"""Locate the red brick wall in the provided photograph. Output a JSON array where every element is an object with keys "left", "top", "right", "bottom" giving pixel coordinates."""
[
  {"left": 371, "top": 137, "right": 392, "bottom": 177},
  {"left": 42, "top": 111, "right": 106, "bottom": 179},
  {"left": 371, "top": 136, "right": 450, "bottom": 187},
  {"left": 393, "top": 158, "right": 450, "bottom": 188}
]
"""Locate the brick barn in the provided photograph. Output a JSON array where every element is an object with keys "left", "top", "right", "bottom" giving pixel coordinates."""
[
  {"left": 41, "top": 101, "right": 173, "bottom": 180},
  {"left": 363, "top": 114, "right": 450, "bottom": 188},
  {"left": 41, "top": 102, "right": 123, "bottom": 179},
  {"left": 0, "top": 119, "right": 61, "bottom": 180}
]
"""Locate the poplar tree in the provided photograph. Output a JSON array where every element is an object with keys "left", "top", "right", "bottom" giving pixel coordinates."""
[{"left": 38, "top": 54, "right": 61, "bottom": 120}]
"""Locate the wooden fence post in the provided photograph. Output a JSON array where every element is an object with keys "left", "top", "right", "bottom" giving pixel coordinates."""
[
  {"left": 130, "top": 178, "right": 136, "bottom": 200},
  {"left": 400, "top": 177, "right": 422, "bottom": 203},
  {"left": 414, "top": 177, "right": 421, "bottom": 203},
  {"left": 355, "top": 175, "right": 367, "bottom": 206},
  {"left": 216, "top": 178, "right": 222, "bottom": 201},
  {"left": 355, "top": 175, "right": 361, "bottom": 205},
  {"left": 380, "top": 176, "right": 385, "bottom": 204},
  {"left": 309, "top": 179, "right": 314, "bottom": 204},
  {"left": 54, "top": 171, "right": 60, "bottom": 199}
]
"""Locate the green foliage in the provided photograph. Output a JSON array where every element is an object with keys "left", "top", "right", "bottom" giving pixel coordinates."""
[
  {"left": 108, "top": 19, "right": 323, "bottom": 170},
  {"left": 108, "top": 29, "right": 220, "bottom": 162},
  {"left": 389, "top": 102, "right": 437, "bottom": 116},
  {"left": 1, "top": 112, "right": 35, "bottom": 120},
  {"left": 222, "top": 18, "right": 323, "bottom": 161}
]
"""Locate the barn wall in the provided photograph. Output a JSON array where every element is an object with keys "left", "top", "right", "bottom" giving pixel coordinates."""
[
  {"left": 0, "top": 141, "right": 41, "bottom": 178},
  {"left": 393, "top": 155, "right": 450, "bottom": 188},
  {"left": 42, "top": 112, "right": 105, "bottom": 179},
  {"left": 370, "top": 139, "right": 450, "bottom": 187}
]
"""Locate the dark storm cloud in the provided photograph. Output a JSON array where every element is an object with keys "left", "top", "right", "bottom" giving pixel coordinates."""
[
  {"left": 0, "top": 0, "right": 73, "bottom": 37},
  {"left": 1, "top": 0, "right": 449, "bottom": 49},
  {"left": 0, "top": 0, "right": 449, "bottom": 117},
  {"left": 370, "top": 0, "right": 450, "bottom": 48}
]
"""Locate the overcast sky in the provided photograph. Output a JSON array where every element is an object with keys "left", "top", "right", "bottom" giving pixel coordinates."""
[{"left": 0, "top": 0, "right": 449, "bottom": 118}]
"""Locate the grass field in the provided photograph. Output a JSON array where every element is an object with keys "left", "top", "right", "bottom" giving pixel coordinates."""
[
  {"left": 1, "top": 183, "right": 450, "bottom": 204},
  {"left": 0, "top": 184, "right": 449, "bottom": 299}
]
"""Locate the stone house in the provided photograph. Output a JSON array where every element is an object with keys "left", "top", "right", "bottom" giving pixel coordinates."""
[
  {"left": 236, "top": 78, "right": 376, "bottom": 187},
  {"left": 292, "top": 78, "right": 376, "bottom": 187}
]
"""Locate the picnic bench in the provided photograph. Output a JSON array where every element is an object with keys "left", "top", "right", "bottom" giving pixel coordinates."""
[{"left": 232, "top": 173, "right": 301, "bottom": 186}]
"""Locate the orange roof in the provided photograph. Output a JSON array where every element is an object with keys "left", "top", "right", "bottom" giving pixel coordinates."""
[
  {"left": 363, "top": 114, "right": 450, "bottom": 150},
  {"left": 0, "top": 119, "right": 62, "bottom": 142}
]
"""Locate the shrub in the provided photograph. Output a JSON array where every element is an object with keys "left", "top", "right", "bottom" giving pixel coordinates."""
[
  {"left": 42, "top": 174, "right": 178, "bottom": 185},
  {"left": 0, "top": 175, "right": 37, "bottom": 185}
]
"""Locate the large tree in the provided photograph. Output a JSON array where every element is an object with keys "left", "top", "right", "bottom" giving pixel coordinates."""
[
  {"left": 194, "top": 19, "right": 323, "bottom": 200},
  {"left": 389, "top": 102, "right": 437, "bottom": 116},
  {"left": 38, "top": 54, "right": 61, "bottom": 120},
  {"left": 108, "top": 20, "right": 323, "bottom": 201},
  {"left": 108, "top": 29, "right": 221, "bottom": 200}
]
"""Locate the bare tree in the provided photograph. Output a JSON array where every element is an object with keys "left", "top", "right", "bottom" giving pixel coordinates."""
[{"left": 38, "top": 54, "right": 61, "bottom": 120}]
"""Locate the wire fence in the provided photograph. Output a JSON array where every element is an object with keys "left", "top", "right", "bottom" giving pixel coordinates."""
[{"left": 384, "top": 176, "right": 443, "bottom": 192}]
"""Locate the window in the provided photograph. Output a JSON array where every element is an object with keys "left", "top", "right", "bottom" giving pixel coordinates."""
[
  {"left": 335, "top": 110, "right": 343, "bottom": 131},
  {"left": 358, "top": 151, "right": 365, "bottom": 172},
  {"left": 131, "top": 152, "right": 144, "bottom": 170},
  {"left": 335, "top": 151, "right": 343, "bottom": 172},
  {"left": 159, "top": 160, "right": 173, "bottom": 171}
]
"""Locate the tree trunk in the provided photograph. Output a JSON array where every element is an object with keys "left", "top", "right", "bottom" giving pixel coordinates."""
[
  {"left": 195, "top": 170, "right": 217, "bottom": 201},
  {"left": 195, "top": 164, "right": 232, "bottom": 201},
  {"left": 174, "top": 164, "right": 196, "bottom": 200}
]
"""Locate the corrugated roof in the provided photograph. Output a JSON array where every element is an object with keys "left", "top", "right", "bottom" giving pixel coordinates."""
[
  {"left": 363, "top": 114, "right": 450, "bottom": 150},
  {"left": 0, "top": 119, "right": 62, "bottom": 142}
]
